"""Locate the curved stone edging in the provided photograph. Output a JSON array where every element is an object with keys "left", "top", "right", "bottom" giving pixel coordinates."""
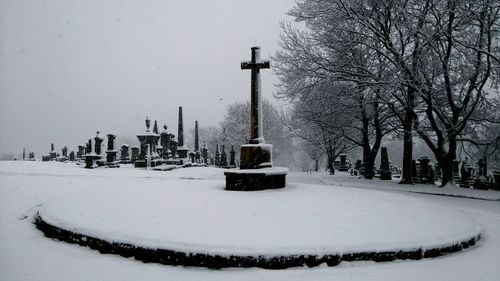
[{"left": 33, "top": 212, "right": 480, "bottom": 269}]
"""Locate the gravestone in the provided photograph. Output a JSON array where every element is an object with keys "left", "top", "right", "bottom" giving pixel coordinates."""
[
  {"left": 411, "top": 160, "right": 420, "bottom": 183},
  {"left": 131, "top": 146, "right": 139, "bottom": 163},
  {"left": 225, "top": 46, "right": 287, "bottom": 191},
  {"left": 230, "top": 145, "right": 236, "bottom": 167},
  {"left": 105, "top": 134, "right": 119, "bottom": 167},
  {"left": 120, "top": 144, "right": 130, "bottom": 163},
  {"left": 69, "top": 151, "right": 75, "bottom": 161},
  {"left": 453, "top": 160, "right": 461, "bottom": 185},
  {"left": 202, "top": 141, "right": 209, "bottom": 164},
  {"left": 339, "top": 154, "right": 349, "bottom": 172},
  {"left": 220, "top": 145, "right": 228, "bottom": 167},
  {"left": 29, "top": 152, "right": 36, "bottom": 161},
  {"left": 85, "top": 140, "right": 92, "bottom": 155},
  {"left": 379, "top": 147, "right": 392, "bottom": 180},
  {"left": 77, "top": 145, "right": 84, "bottom": 159},
  {"left": 176, "top": 107, "right": 189, "bottom": 159},
  {"left": 94, "top": 132, "right": 104, "bottom": 166},
  {"left": 215, "top": 141, "right": 221, "bottom": 166},
  {"left": 49, "top": 143, "right": 57, "bottom": 160},
  {"left": 62, "top": 145, "right": 68, "bottom": 158},
  {"left": 474, "top": 158, "right": 488, "bottom": 190},
  {"left": 419, "top": 157, "right": 434, "bottom": 184},
  {"left": 460, "top": 161, "right": 470, "bottom": 188},
  {"left": 135, "top": 117, "right": 161, "bottom": 168},
  {"left": 194, "top": 121, "right": 201, "bottom": 161},
  {"left": 434, "top": 162, "right": 442, "bottom": 181}
]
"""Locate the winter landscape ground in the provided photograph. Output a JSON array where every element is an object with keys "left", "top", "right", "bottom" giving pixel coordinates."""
[{"left": 1, "top": 161, "right": 499, "bottom": 281}]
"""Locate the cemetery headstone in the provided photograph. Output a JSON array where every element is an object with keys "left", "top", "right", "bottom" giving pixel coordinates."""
[
  {"left": 339, "top": 154, "right": 349, "bottom": 171},
  {"left": 220, "top": 145, "right": 228, "bottom": 167},
  {"left": 202, "top": 141, "right": 209, "bottom": 164},
  {"left": 131, "top": 146, "right": 139, "bottom": 163},
  {"left": 230, "top": 145, "right": 236, "bottom": 167},
  {"left": 105, "top": 134, "right": 119, "bottom": 168},
  {"left": 176, "top": 107, "right": 189, "bottom": 159},
  {"left": 419, "top": 156, "right": 434, "bottom": 184},
  {"left": 120, "top": 144, "right": 130, "bottom": 163},
  {"left": 69, "top": 151, "right": 75, "bottom": 161},
  {"left": 379, "top": 147, "right": 392, "bottom": 180}
]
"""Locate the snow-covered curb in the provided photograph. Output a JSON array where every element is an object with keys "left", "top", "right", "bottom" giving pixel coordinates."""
[{"left": 33, "top": 212, "right": 480, "bottom": 269}]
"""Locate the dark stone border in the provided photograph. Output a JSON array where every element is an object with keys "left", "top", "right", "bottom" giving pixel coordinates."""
[{"left": 34, "top": 212, "right": 480, "bottom": 269}]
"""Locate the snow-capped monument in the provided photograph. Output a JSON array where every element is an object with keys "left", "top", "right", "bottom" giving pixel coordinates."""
[{"left": 224, "top": 46, "right": 287, "bottom": 191}]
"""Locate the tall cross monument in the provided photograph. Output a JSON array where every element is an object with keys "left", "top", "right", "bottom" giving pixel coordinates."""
[
  {"left": 241, "top": 46, "right": 270, "bottom": 145},
  {"left": 225, "top": 46, "right": 287, "bottom": 191}
]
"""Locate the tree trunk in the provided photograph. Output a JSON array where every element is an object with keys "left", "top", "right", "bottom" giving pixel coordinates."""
[
  {"left": 400, "top": 87, "right": 415, "bottom": 184},
  {"left": 315, "top": 159, "right": 319, "bottom": 172}
]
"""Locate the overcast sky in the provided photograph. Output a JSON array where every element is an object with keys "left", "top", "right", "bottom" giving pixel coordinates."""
[{"left": 0, "top": 0, "right": 294, "bottom": 156}]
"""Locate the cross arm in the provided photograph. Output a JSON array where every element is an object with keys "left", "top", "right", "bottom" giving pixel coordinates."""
[{"left": 241, "top": 61, "right": 271, "bottom": 70}]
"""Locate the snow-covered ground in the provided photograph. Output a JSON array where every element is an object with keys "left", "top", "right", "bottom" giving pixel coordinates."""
[{"left": 1, "top": 161, "right": 499, "bottom": 280}]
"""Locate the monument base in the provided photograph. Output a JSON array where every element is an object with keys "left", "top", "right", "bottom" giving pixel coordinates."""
[
  {"left": 240, "top": 143, "right": 273, "bottom": 169},
  {"left": 225, "top": 167, "right": 287, "bottom": 191}
]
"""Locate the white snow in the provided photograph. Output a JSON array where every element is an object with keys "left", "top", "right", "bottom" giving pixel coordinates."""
[{"left": 1, "top": 161, "right": 499, "bottom": 281}]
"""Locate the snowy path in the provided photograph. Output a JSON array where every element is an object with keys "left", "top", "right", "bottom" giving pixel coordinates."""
[{"left": 1, "top": 162, "right": 499, "bottom": 280}]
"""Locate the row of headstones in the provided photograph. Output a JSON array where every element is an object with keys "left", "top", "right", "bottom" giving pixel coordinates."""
[
  {"left": 41, "top": 144, "right": 76, "bottom": 162},
  {"left": 351, "top": 147, "right": 498, "bottom": 190}
]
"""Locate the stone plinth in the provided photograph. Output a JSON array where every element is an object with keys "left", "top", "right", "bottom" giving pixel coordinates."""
[
  {"left": 240, "top": 144, "right": 273, "bottom": 169},
  {"left": 225, "top": 167, "right": 287, "bottom": 191}
]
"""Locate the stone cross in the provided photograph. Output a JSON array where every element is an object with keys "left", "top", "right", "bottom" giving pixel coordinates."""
[{"left": 241, "top": 46, "right": 270, "bottom": 144}]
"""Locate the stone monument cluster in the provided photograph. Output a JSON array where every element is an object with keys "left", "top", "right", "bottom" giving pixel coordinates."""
[{"left": 37, "top": 106, "right": 240, "bottom": 170}]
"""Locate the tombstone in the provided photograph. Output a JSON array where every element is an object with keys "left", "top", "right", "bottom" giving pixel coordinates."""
[
  {"left": 224, "top": 46, "right": 287, "bottom": 191},
  {"left": 131, "top": 146, "right": 139, "bottom": 163},
  {"left": 434, "top": 162, "right": 442, "bottom": 181},
  {"left": 94, "top": 132, "right": 103, "bottom": 155},
  {"left": 59, "top": 145, "right": 68, "bottom": 161},
  {"left": 215, "top": 141, "right": 221, "bottom": 166},
  {"left": 49, "top": 143, "right": 57, "bottom": 160},
  {"left": 460, "top": 161, "right": 470, "bottom": 188},
  {"left": 453, "top": 160, "right": 461, "bottom": 185},
  {"left": 194, "top": 121, "right": 201, "bottom": 161},
  {"left": 220, "top": 145, "right": 228, "bottom": 167},
  {"left": 176, "top": 107, "right": 189, "bottom": 159},
  {"left": 202, "top": 141, "right": 209, "bottom": 164},
  {"left": 85, "top": 139, "right": 92, "bottom": 155},
  {"left": 120, "top": 144, "right": 130, "bottom": 163},
  {"left": 419, "top": 157, "right": 434, "bottom": 184},
  {"left": 474, "top": 158, "right": 488, "bottom": 190},
  {"left": 77, "top": 145, "right": 84, "bottom": 159},
  {"left": 93, "top": 132, "right": 104, "bottom": 166},
  {"left": 411, "top": 160, "right": 420, "bottom": 183},
  {"left": 42, "top": 155, "right": 50, "bottom": 161},
  {"left": 135, "top": 117, "right": 161, "bottom": 168},
  {"left": 29, "top": 152, "right": 36, "bottom": 161},
  {"left": 338, "top": 154, "right": 349, "bottom": 171},
  {"left": 379, "top": 147, "right": 392, "bottom": 180},
  {"left": 160, "top": 125, "right": 169, "bottom": 158},
  {"left": 230, "top": 145, "right": 236, "bottom": 167},
  {"left": 105, "top": 134, "right": 119, "bottom": 167},
  {"left": 69, "top": 151, "right": 75, "bottom": 161}
]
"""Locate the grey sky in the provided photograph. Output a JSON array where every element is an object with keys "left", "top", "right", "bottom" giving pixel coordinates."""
[{"left": 0, "top": 0, "right": 294, "bottom": 156}]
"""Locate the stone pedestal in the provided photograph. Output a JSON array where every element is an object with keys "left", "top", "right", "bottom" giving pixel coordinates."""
[
  {"left": 240, "top": 144, "right": 272, "bottom": 169},
  {"left": 225, "top": 168, "right": 287, "bottom": 191}
]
